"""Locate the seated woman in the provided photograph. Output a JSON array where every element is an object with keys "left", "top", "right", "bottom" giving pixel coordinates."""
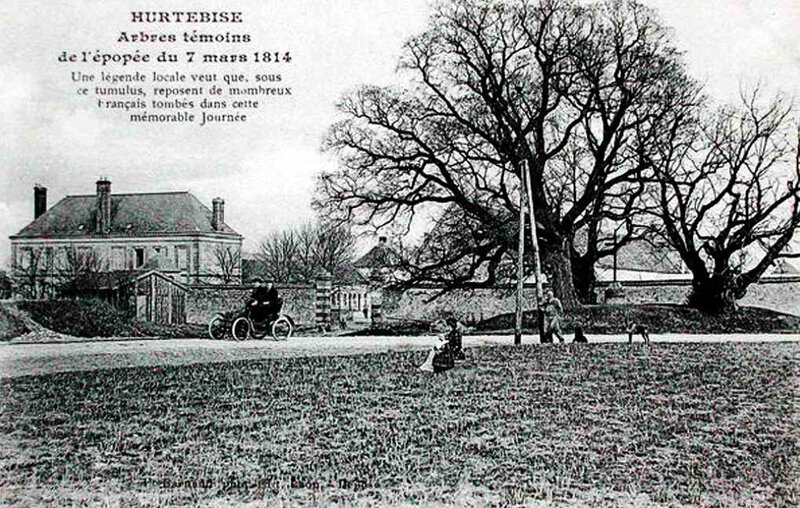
[
  {"left": 418, "top": 335, "right": 453, "bottom": 373},
  {"left": 418, "top": 317, "right": 465, "bottom": 373}
]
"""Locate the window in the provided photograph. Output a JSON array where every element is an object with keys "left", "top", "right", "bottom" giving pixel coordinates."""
[
  {"left": 43, "top": 247, "right": 53, "bottom": 270},
  {"left": 135, "top": 248, "right": 145, "bottom": 269},
  {"left": 111, "top": 247, "right": 125, "bottom": 270},
  {"left": 151, "top": 246, "right": 167, "bottom": 269},
  {"left": 176, "top": 246, "right": 189, "bottom": 271},
  {"left": 18, "top": 247, "right": 32, "bottom": 269},
  {"left": 77, "top": 246, "right": 92, "bottom": 269}
]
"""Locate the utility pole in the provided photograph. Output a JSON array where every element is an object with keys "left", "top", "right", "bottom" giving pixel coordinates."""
[
  {"left": 514, "top": 181, "right": 526, "bottom": 345},
  {"left": 523, "top": 161, "right": 545, "bottom": 342},
  {"left": 613, "top": 229, "right": 618, "bottom": 284}
]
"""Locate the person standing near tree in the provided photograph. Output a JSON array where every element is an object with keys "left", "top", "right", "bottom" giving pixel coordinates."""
[{"left": 543, "top": 289, "right": 565, "bottom": 344}]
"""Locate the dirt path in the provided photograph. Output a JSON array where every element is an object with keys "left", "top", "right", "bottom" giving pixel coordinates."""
[{"left": 1, "top": 333, "right": 799, "bottom": 379}]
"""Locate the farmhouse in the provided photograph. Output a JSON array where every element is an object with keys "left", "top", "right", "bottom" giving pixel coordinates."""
[{"left": 9, "top": 178, "right": 243, "bottom": 294}]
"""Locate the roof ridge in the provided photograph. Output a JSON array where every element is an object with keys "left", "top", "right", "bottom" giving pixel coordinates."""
[{"left": 66, "top": 191, "right": 191, "bottom": 198}]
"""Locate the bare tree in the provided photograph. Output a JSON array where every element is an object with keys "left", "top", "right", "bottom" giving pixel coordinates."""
[
  {"left": 11, "top": 246, "right": 51, "bottom": 299},
  {"left": 0, "top": 270, "right": 11, "bottom": 299},
  {"left": 314, "top": 221, "right": 357, "bottom": 281},
  {"left": 54, "top": 246, "right": 108, "bottom": 293},
  {"left": 256, "top": 222, "right": 356, "bottom": 283},
  {"left": 257, "top": 230, "right": 299, "bottom": 283},
  {"left": 645, "top": 87, "right": 800, "bottom": 313},
  {"left": 294, "top": 223, "right": 322, "bottom": 282},
  {"left": 212, "top": 244, "right": 242, "bottom": 284},
  {"left": 317, "top": 0, "right": 696, "bottom": 308}
]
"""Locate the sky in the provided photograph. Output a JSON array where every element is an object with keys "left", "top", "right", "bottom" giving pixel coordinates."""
[{"left": 1, "top": 0, "right": 799, "bottom": 265}]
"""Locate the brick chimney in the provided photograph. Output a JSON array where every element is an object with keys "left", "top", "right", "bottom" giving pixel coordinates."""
[
  {"left": 34, "top": 184, "right": 47, "bottom": 219},
  {"left": 95, "top": 177, "right": 112, "bottom": 234},
  {"left": 211, "top": 198, "right": 225, "bottom": 231}
]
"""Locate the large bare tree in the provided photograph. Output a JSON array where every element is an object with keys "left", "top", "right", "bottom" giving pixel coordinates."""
[
  {"left": 317, "top": 0, "right": 696, "bottom": 308},
  {"left": 644, "top": 87, "right": 800, "bottom": 313}
]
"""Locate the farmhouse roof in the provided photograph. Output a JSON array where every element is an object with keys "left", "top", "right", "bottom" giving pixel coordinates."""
[
  {"left": 12, "top": 191, "right": 240, "bottom": 239},
  {"left": 120, "top": 270, "right": 192, "bottom": 291},
  {"left": 354, "top": 237, "right": 401, "bottom": 269},
  {"left": 333, "top": 263, "right": 370, "bottom": 285}
]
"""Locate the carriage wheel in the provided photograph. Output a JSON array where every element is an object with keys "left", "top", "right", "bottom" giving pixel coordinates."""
[
  {"left": 208, "top": 314, "right": 227, "bottom": 340},
  {"left": 231, "top": 317, "right": 251, "bottom": 341},
  {"left": 271, "top": 316, "right": 293, "bottom": 341}
]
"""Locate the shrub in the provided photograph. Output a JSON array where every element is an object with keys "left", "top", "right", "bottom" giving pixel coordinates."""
[
  {"left": 19, "top": 299, "right": 131, "bottom": 337},
  {"left": 604, "top": 283, "right": 626, "bottom": 300},
  {"left": 19, "top": 299, "right": 209, "bottom": 339},
  {"left": 0, "top": 304, "right": 32, "bottom": 340}
]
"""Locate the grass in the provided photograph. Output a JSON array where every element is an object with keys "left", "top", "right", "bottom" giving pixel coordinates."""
[{"left": 1, "top": 342, "right": 798, "bottom": 506}]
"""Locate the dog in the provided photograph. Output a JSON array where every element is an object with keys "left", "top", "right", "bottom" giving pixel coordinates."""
[{"left": 626, "top": 322, "right": 650, "bottom": 344}]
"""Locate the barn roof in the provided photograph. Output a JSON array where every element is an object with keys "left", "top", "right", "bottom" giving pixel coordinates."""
[
  {"left": 121, "top": 270, "right": 192, "bottom": 291},
  {"left": 11, "top": 192, "right": 240, "bottom": 239}
]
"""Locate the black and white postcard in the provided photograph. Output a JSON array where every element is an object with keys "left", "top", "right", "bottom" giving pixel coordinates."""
[{"left": 1, "top": 1, "right": 799, "bottom": 506}]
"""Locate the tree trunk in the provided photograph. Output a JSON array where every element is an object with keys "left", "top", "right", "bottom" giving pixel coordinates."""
[
  {"left": 688, "top": 276, "right": 738, "bottom": 314},
  {"left": 571, "top": 253, "right": 597, "bottom": 304},
  {"left": 542, "top": 238, "right": 581, "bottom": 310}
]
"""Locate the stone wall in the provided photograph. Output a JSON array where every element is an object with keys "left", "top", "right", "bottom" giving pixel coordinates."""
[
  {"left": 594, "top": 277, "right": 800, "bottom": 316},
  {"left": 382, "top": 287, "right": 540, "bottom": 324},
  {"left": 186, "top": 283, "right": 315, "bottom": 325},
  {"left": 597, "top": 284, "right": 692, "bottom": 306},
  {"left": 381, "top": 277, "right": 800, "bottom": 321},
  {"left": 185, "top": 276, "right": 800, "bottom": 326}
]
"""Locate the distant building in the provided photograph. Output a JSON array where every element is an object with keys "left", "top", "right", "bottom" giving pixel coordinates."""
[
  {"left": 9, "top": 178, "right": 243, "bottom": 293},
  {"left": 353, "top": 236, "right": 403, "bottom": 282}
]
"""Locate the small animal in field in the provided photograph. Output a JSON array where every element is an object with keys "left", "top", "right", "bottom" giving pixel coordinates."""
[
  {"left": 573, "top": 325, "right": 589, "bottom": 343},
  {"left": 626, "top": 322, "right": 650, "bottom": 344}
]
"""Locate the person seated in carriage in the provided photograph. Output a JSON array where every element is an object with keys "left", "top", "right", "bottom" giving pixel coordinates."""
[{"left": 248, "top": 277, "right": 282, "bottom": 324}]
